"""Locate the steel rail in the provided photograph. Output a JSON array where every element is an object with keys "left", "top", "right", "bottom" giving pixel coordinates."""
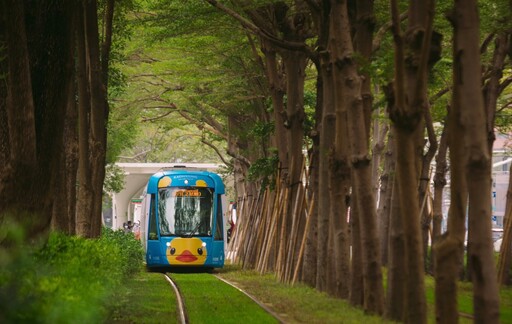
[
  {"left": 214, "top": 274, "right": 286, "bottom": 324},
  {"left": 164, "top": 273, "right": 188, "bottom": 324}
]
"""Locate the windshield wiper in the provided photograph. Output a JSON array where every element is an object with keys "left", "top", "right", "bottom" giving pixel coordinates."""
[{"left": 185, "top": 219, "right": 204, "bottom": 237}]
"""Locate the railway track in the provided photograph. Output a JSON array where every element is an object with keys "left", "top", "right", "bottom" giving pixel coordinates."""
[
  {"left": 164, "top": 273, "right": 188, "bottom": 324},
  {"left": 163, "top": 272, "right": 285, "bottom": 324}
]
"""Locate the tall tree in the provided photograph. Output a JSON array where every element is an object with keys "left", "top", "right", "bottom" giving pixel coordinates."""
[
  {"left": 76, "top": 0, "right": 114, "bottom": 238},
  {"left": 453, "top": 0, "right": 499, "bottom": 321},
  {"left": 388, "top": 0, "right": 436, "bottom": 322},
  {"left": 314, "top": 0, "right": 336, "bottom": 292},
  {"left": 331, "top": 0, "right": 384, "bottom": 314},
  {"left": 0, "top": 0, "right": 74, "bottom": 242}
]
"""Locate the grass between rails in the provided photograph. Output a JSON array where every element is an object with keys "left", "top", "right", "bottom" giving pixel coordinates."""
[
  {"left": 171, "top": 272, "right": 279, "bottom": 324},
  {"left": 106, "top": 271, "right": 177, "bottom": 323}
]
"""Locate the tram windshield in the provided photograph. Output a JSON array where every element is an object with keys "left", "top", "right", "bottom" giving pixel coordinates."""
[{"left": 158, "top": 187, "right": 213, "bottom": 237}]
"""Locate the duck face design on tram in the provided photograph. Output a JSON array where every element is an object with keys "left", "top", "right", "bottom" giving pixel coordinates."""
[{"left": 142, "top": 171, "right": 226, "bottom": 269}]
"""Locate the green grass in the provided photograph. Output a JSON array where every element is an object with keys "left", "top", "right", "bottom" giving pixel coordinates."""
[
  {"left": 102, "top": 264, "right": 512, "bottom": 324},
  {"left": 424, "top": 274, "right": 512, "bottom": 323},
  {"left": 171, "top": 272, "right": 278, "bottom": 324},
  {"left": 216, "top": 265, "right": 393, "bottom": 324},
  {"left": 105, "top": 271, "right": 177, "bottom": 323}
]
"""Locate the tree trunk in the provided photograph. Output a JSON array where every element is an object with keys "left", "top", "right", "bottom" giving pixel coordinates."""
[
  {"left": 377, "top": 125, "right": 394, "bottom": 266},
  {"left": 279, "top": 48, "right": 307, "bottom": 279},
  {"left": 497, "top": 162, "right": 512, "bottom": 285},
  {"left": 0, "top": 0, "right": 73, "bottom": 242},
  {"left": 315, "top": 46, "right": 336, "bottom": 293},
  {"left": 453, "top": 1, "right": 500, "bottom": 321},
  {"left": 387, "top": 179, "right": 409, "bottom": 321},
  {"left": 388, "top": 1, "right": 434, "bottom": 321},
  {"left": 331, "top": 0, "right": 383, "bottom": 314},
  {"left": 52, "top": 50, "right": 78, "bottom": 234},
  {"left": 76, "top": 2, "right": 94, "bottom": 237},
  {"left": 88, "top": 0, "right": 110, "bottom": 237},
  {"left": 302, "top": 83, "right": 320, "bottom": 286},
  {"left": 431, "top": 123, "right": 448, "bottom": 272},
  {"left": 372, "top": 114, "right": 388, "bottom": 206},
  {"left": 75, "top": 0, "right": 113, "bottom": 237},
  {"left": 261, "top": 41, "right": 288, "bottom": 170},
  {"left": 348, "top": 189, "right": 363, "bottom": 307},
  {"left": 434, "top": 30, "right": 468, "bottom": 322},
  {"left": 419, "top": 107, "right": 437, "bottom": 271}
]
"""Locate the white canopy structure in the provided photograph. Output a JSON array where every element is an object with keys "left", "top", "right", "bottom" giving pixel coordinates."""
[{"left": 110, "top": 163, "right": 223, "bottom": 229}]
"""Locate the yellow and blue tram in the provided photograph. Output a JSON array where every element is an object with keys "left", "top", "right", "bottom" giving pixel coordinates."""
[{"left": 140, "top": 168, "right": 227, "bottom": 270}]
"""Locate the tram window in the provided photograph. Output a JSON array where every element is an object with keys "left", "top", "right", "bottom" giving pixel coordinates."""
[
  {"left": 158, "top": 187, "right": 213, "bottom": 237},
  {"left": 148, "top": 194, "right": 158, "bottom": 240},
  {"left": 214, "top": 195, "right": 223, "bottom": 240}
]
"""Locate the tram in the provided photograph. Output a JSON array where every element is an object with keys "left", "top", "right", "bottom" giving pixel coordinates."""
[{"left": 140, "top": 167, "right": 227, "bottom": 270}]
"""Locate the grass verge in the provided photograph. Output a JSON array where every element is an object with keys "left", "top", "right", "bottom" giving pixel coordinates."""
[
  {"left": 105, "top": 271, "right": 177, "bottom": 323},
  {"left": 216, "top": 265, "right": 392, "bottom": 324},
  {"left": 424, "top": 274, "right": 512, "bottom": 323}
]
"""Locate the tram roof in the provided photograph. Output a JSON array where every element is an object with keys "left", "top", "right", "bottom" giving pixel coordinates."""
[{"left": 146, "top": 168, "right": 225, "bottom": 194}]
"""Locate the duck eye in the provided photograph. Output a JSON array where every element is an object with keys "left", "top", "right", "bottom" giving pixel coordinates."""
[
  {"left": 170, "top": 247, "right": 176, "bottom": 255},
  {"left": 197, "top": 248, "right": 203, "bottom": 255}
]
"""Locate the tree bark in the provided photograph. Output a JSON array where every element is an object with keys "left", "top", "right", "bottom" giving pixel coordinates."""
[
  {"left": 419, "top": 106, "right": 437, "bottom": 271},
  {"left": 371, "top": 114, "right": 388, "bottom": 206},
  {"left": 76, "top": 2, "right": 94, "bottom": 237},
  {"left": 454, "top": 1, "right": 500, "bottom": 321},
  {"left": 261, "top": 40, "right": 288, "bottom": 170},
  {"left": 302, "top": 74, "right": 321, "bottom": 286},
  {"left": 388, "top": 0, "right": 436, "bottom": 321},
  {"left": 431, "top": 122, "right": 448, "bottom": 272},
  {"left": 386, "top": 176, "right": 406, "bottom": 321},
  {"left": 497, "top": 161, "right": 512, "bottom": 285},
  {"left": 52, "top": 28, "right": 78, "bottom": 234},
  {"left": 377, "top": 125, "right": 394, "bottom": 266},
  {"left": 348, "top": 189, "right": 363, "bottom": 307},
  {"left": 75, "top": 0, "right": 113, "bottom": 237},
  {"left": 434, "top": 24, "right": 468, "bottom": 322},
  {"left": 315, "top": 47, "right": 336, "bottom": 292},
  {"left": 332, "top": 0, "right": 383, "bottom": 314},
  {"left": 0, "top": 0, "right": 74, "bottom": 242}
]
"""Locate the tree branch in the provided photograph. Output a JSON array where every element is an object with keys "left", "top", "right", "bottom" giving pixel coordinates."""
[
  {"left": 226, "top": 147, "right": 252, "bottom": 168},
  {"left": 204, "top": 0, "right": 312, "bottom": 53},
  {"left": 373, "top": 11, "right": 407, "bottom": 53},
  {"left": 201, "top": 139, "right": 233, "bottom": 168},
  {"left": 142, "top": 109, "right": 175, "bottom": 122}
]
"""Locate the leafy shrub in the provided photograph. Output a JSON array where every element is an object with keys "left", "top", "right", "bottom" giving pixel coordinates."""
[
  {"left": 0, "top": 226, "right": 144, "bottom": 323},
  {"left": 100, "top": 227, "right": 144, "bottom": 277}
]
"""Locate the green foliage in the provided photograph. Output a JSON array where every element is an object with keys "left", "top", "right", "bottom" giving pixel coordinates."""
[
  {"left": 104, "top": 163, "right": 126, "bottom": 194},
  {"left": 249, "top": 121, "right": 275, "bottom": 139},
  {"left": 248, "top": 152, "right": 279, "bottom": 190},
  {"left": 0, "top": 225, "right": 143, "bottom": 323},
  {"left": 104, "top": 0, "right": 145, "bottom": 164},
  {"left": 112, "top": 0, "right": 268, "bottom": 165},
  {"left": 99, "top": 227, "right": 144, "bottom": 277},
  {"left": 106, "top": 98, "right": 142, "bottom": 163},
  {"left": 303, "top": 90, "right": 317, "bottom": 138}
]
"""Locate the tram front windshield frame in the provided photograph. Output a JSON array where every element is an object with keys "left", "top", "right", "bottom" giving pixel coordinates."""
[{"left": 158, "top": 187, "right": 214, "bottom": 237}]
